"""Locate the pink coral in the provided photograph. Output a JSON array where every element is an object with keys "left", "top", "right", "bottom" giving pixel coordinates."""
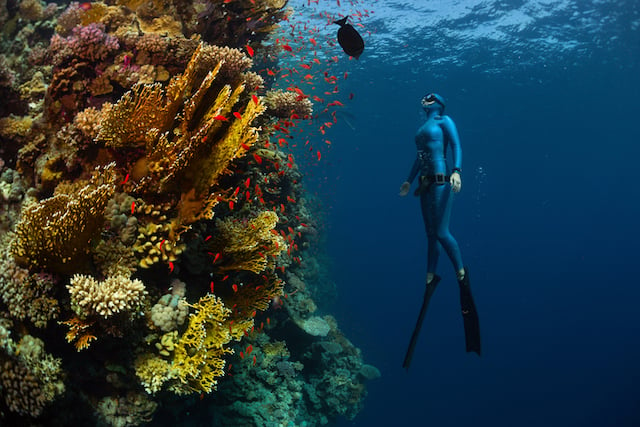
[{"left": 50, "top": 23, "right": 119, "bottom": 66}]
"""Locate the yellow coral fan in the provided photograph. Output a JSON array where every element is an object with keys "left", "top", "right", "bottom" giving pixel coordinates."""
[
  {"left": 99, "top": 43, "right": 265, "bottom": 196},
  {"left": 211, "top": 210, "right": 287, "bottom": 274},
  {"left": 172, "top": 294, "right": 238, "bottom": 394},
  {"left": 11, "top": 166, "right": 116, "bottom": 273},
  {"left": 96, "top": 84, "right": 165, "bottom": 148},
  {"left": 96, "top": 43, "right": 266, "bottom": 242},
  {"left": 226, "top": 273, "right": 284, "bottom": 316}
]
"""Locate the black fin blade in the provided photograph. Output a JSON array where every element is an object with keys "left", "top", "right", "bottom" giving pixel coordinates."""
[
  {"left": 403, "top": 276, "right": 440, "bottom": 370},
  {"left": 459, "top": 269, "right": 481, "bottom": 356}
]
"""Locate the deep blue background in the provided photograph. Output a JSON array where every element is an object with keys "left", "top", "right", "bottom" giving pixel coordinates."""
[{"left": 310, "top": 46, "right": 640, "bottom": 426}]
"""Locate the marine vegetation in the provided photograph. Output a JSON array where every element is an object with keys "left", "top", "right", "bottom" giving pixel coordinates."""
[{"left": 0, "top": 0, "right": 378, "bottom": 425}]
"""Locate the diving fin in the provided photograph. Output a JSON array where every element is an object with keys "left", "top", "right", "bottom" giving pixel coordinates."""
[
  {"left": 402, "top": 275, "right": 440, "bottom": 370},
  {"left": 458, "top": 267, "right": 481, "bottom": 356}
]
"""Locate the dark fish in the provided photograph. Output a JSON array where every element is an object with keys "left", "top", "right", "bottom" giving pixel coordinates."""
[{"left": 333, "top": 17, "right": 365, "bottom": 59}]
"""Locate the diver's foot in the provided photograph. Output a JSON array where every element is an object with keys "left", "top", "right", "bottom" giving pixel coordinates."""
[{"left": 456, "top": 268, "right": 466, "bottom": 282}]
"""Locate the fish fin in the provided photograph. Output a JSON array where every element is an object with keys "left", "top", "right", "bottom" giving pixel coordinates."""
[{"left": 333, "top": 16, "right": 348, "bottom": 26}]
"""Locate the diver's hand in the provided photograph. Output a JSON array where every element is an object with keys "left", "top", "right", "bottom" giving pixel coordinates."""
[
  {"left": 450, "top": 172, "right": 462, "bottom": 193},
  {"left": 399, "top": 181, "right": 411, "bottom": 197}
]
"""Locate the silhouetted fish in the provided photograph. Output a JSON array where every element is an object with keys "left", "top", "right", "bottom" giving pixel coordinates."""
[{"left": 333, "top": 17, "right": 364, "bottom": 59}]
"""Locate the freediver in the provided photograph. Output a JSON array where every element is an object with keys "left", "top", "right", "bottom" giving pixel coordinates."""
[{"left": 399, "top": 93, "right": 481, "bottom": 369}]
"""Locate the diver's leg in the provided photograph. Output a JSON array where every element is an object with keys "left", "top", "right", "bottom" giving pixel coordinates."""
[
  {"left": 431, "top": 184, "right": 464, "bottom": 273},
  {"left": 420, "top": 190, "right": 439, "bottom": 283}
]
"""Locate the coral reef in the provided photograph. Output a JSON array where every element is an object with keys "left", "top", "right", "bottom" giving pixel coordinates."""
[{"left": 0, "top": 0, "right": 378, "bottom": 425}]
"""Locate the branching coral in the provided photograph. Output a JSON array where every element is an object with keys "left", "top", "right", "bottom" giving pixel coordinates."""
[
  {"left": 11, "top": 166, "right": 116, "bottom": 273},
  {"left": 59, "top": 316, "right": 97, "bottom": 351},
  {"left": 49, "top": 23, "right": 120, "bottom": 66},
  {"left": 67, "top": 273, "right": 148, "bottom": 319},
  {"left": 264, "top": 89, "right": 314, "bottom": 119}
]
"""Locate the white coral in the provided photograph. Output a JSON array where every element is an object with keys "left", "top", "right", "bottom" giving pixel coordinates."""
[{"left": 68, "top": 274, "right": 148, "bottom": 318}]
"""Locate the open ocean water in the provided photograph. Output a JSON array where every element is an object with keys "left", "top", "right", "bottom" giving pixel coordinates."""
[{"left": 291, "top": 0, "right": 640, "bottom": 425}]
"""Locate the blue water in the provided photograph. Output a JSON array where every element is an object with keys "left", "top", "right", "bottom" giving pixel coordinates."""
[{"left": 292, "top": 1, "right": 640, "bottom": 425}]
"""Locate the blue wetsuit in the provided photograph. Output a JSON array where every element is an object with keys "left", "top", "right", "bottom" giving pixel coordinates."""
[{"left": 406, "top": 107, "right": 464, "bottom": 275}]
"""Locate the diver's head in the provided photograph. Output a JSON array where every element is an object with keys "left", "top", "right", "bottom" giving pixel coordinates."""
[{"left": 421, "top": 93, "right": 445, "bottom": 114}]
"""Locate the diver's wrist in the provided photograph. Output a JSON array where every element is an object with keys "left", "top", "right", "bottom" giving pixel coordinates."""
[{"left": 452, "top": 168, "right": 461, "bottom": 175}]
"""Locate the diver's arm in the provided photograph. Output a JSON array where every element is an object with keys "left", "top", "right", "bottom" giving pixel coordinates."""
[
  {"left": 441, "top": 116, "right": 462, "bottom": 193},
  {"left": 399, "top": 156, "right": 420, "bottom": 196},
  {"left": 407, "top": 156, "right": 421, "bottom": 184}
]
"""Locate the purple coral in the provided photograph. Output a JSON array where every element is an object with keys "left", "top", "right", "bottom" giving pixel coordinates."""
[{"left": 49, "top": 23, "right": 120, "bottom": 66}]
